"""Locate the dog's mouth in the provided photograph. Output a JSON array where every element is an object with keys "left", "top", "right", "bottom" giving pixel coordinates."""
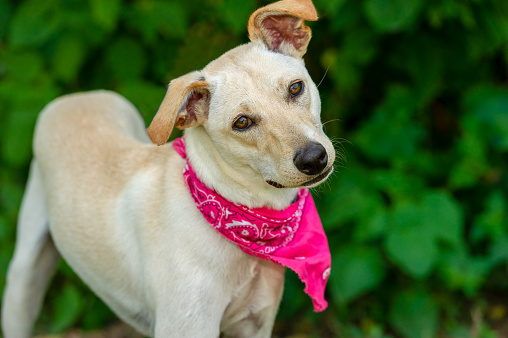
[
  {"left": 301, "top": 167, "right": 333, "bottom": 186},
  {"left": 266, "top": 180, "right": 285, "bottom": 188},
  {"left": 266, "top": 167, "right": 333, "bottom": 189}
]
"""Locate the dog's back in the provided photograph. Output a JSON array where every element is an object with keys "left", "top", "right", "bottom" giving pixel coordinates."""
[
  {"left": 4, "top": 90, "right": 175, "bottom": 335},
  {"left": 35, "top": 90, "right": 150, "bottom": 165},
  {"left": 34, "top": 90, "right": 161, "bottom": 234}
]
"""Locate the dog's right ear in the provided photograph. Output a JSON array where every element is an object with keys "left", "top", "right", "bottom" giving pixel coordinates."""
[
  {"left": 147, "top": 71, "right": 209, "bottom": 146},
  {"left": 248, "top": 0, "right": 318, "bottom": 59}
]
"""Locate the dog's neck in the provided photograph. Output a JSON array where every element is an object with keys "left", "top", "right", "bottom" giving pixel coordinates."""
[{"left": 183, "top": 127, "right": 299, "bottom": 210}]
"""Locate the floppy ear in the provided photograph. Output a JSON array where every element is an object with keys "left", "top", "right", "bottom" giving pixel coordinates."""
[
  {"left": 147, "top": 71, "right": 210, "bottom": 146},
  {"left": 248, "top": 0, "right": 318, "bottom": 58}
]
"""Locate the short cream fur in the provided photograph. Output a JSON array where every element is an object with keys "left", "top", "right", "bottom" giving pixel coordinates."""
[{"left": 1, "top": 0, "right": 336, "bottom": 336}]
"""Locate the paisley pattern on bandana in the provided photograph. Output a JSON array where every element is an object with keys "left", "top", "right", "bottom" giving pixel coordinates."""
[
  {"left": 184, "top": 168, "right": 307, "bottom": 255},
  {"left": 172, "top": 137, "right": 331, "bottom": 312}
]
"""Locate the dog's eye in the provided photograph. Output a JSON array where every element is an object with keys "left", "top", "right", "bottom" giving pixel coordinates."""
[
  {"left": 289, "top": 81, "right": 304, "bottom": 97},
  {"left": 233, "top": 116, "right": 253, "bottom": 131}
]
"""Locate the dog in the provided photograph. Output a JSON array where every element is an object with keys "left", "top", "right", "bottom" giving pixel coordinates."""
[{"left": 1, "top": 0, "right": 336, "bottom": 336}]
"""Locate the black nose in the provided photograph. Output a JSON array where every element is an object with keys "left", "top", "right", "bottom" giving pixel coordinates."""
[{"left": 293, "top": 142, "right": 328, "bottom": 176}]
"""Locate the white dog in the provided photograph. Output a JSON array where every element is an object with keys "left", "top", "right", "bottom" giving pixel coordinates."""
[{"left": 1, "top": 0, "right": 336, "bottom": 336}]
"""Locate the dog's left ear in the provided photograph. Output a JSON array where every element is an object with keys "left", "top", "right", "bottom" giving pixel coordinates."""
[
  {"left": 147, "top": 71, "right": 209, "bottom": 146},
  {"left": 248, "top": 0, "right": 318, "bottom": 59}
]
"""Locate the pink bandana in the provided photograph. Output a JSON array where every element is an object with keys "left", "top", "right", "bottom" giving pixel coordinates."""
[{"left": 173, "top": 138, "right": 331, "bottom": 312}]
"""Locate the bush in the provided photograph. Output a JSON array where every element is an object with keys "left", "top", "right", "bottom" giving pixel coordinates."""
[{"left": 0, "top": 0, "right": 507, "bottom": 336}]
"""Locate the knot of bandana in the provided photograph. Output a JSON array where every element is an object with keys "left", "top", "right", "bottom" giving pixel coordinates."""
[{"left": 172, "top": 137, "right": 331, "bottom": 312}]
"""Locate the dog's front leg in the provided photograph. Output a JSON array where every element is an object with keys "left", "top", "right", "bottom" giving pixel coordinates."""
[
  {"left": 220, "top": 302, "right": 282, "bottom": 338},
  {"left": 152, "top": 285, "right": 230, "bottom": 338}
]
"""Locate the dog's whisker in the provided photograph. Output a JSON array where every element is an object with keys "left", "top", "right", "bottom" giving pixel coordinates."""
[
  {"left": 328, "top": 137, "right": 350, "bottom": 165},
  {"left": 317, "top": 65, "right": 330, "bottom": 88},
  {"left": 322, "top": 118, "right": 341, "bottom": 126},
  {"left": 330, "top": 137, "right": 351, "bottom": 146},
  {"left": 311, "top": 188, "right": 322, "bottom": 198}
]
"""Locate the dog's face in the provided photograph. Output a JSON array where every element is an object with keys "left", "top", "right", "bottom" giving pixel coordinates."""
[
  {"left": 202, "top": 44, "right": 335, "bottom": 188},
  {"left": 147, "top": 0, "right": 335, "bottom": 189}
]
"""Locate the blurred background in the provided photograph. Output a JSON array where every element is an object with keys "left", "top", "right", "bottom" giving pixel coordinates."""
[{"left": 1, "top": 0, "right": 508, "bottom": 337}]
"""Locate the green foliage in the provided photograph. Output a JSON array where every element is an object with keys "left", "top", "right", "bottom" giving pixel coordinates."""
[
  {"left": 385, "top": 191, "right": 463, "bottom": 278},
  {"left": 1, "top": 0, "right": 508, "bottom": 336},
  {"left": 50, "top": 283, "right": 85, "bottom": 332},
  {"left": 389, "top": 288, "right": 438, "bottom": 338},
  {"left": 364, "top": 0, "right": 424, "bottom": 32},
  {"left": 330, "top": 245, "right": 385, "bottom": 303}
]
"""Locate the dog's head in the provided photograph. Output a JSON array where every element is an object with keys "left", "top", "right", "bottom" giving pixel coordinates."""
[{"left": 147, "top": 0, "right": 335, "bottom": 190}]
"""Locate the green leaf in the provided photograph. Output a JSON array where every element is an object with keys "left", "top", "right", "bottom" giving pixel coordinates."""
[
  {"left": 449, "top": 112, "right": 489, "bottom": 188},
  {"left": 9, "top": 0, "right": 62, "bottom": 47},
  {"left": 489, "top": 236, "right": 508, "bottom": 265},
  {"left": 438, "top": 245, "right": 492, "bottom": 296},
  {"left": 426, "top": 1, "right": 477, "bottom": 29},
  {"left": 218, "top": 0, "right": 256, "bottom": 34},
  {"left": 323, "top": 51, "right": 361, "bottom": 96},
  {"left": 50, "top": 283, "right": 85, "bottom": 332},
  {"left": 385, "top": 204, "right": 438, "bottom": 278},
  {"left": 51, "top": 35, "right": 87, "bottom": 83},
  {"left": 449, "top": 153, "right": 487, "bottom": 189},
  {"left": 117, "top": 80, "right": 166, "bottom": 124},
  {"left": 353, "top": 211, "right": 387, "bottom": 242},
  {"left": 353, "top": 90, "right": 425, "bottom": 162},
  {"left": 384, "top": 192, "right": 463, "bottom": 277},
  {"left": 0, "top": 244, "right": 14, "bottom": 293},
  {"left": 0, "top": 75, "right": 59, "bottom": 112},
  {"left": 330, "top": 246, "right": 386, "bottom": 303},
  {"left": 0, "top": 170, "right": 24, "bottom": 216},
  {"left": 0, "top": 0, "right": 11, "bottom": 40},
  {"left": 373, "top": 169, "right": 425, "bottom": 202},
  {"left": 0, "top": 75, "right": 59, "bottom": 167},
  {"left": 389, "top": 289, "right": 438, "bottom": 338},
  {"left": 364, "top": 0, "right": 423, "bottom": 33},
  {"left": 106, "top": 37, "right": 147, "bottom": 81},
  {"left": 315, "top": 0, "right": 348, "bottom": 18},
  {"left": 340, "top": 29, "right": 378, "bottom": 65},
  {"left": 323, "top": 30, "right": 378, "bottom": 96},
  {"left": 54, "top": 5, "right": 107, "bottom": 46},
  {"left": 481, "top": 4, "right": 508, "bottom": 48},
  {"left": 279, "top": 273, "right": 309, "bottom": 318},
  {"left": 125, "top": 1, "right": 189, "bottom": 41},
  {"left": 0, "top": 216, "right": 12, "bottom": 242},
  {"left": 390, "top": 34, "right": 444, "bottom": 104},
  {"left": 1, "top": 49, "right": 44, "bottom": 82},
  {"left": 471, "top": 190, "right": 508, "bottom": 242},
  {"left": 353, "top": 85, "right": 425, "bottom": 162},
  {"left": 464, "top": 86, "right": 508, "bottom": 150},
  {"left": 420, "top": 191, "right": 463, "bottom": 246},
  {"left": 89, "top": 0, "right": 121, "bottom": 31},
  {"left": 327, "top": 0, "right": 364, "bottom": 32},
  {"left": 166, "top": 22, "right": 238, "bottom": 79},
  {"left": 81, "top": 297, "right": 115, "bottom": 329},
  {"left": 316, "top": 165, "right": 384, "bottom": 230},
  {"left": 2, "top": 109, "right": 38, "bottom": 167}
]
